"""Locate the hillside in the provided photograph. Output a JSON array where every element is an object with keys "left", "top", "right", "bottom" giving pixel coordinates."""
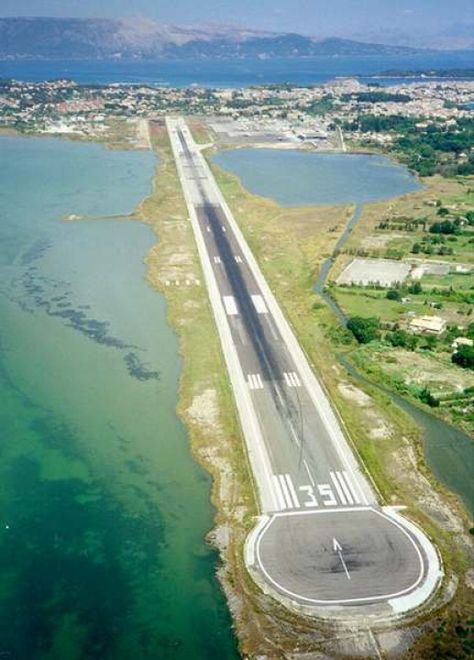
[{"left": 0, "top": 17, "right": 422, "bottom": 60}]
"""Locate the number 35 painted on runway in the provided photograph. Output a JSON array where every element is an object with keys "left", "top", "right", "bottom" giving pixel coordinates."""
[{"left": 298, "top": 484, "right": 337, "bottom": 507}]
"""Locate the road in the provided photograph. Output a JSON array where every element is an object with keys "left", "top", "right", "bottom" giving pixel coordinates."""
[{"left": 167, "top": 117, "right": 441, "bottom": 615}]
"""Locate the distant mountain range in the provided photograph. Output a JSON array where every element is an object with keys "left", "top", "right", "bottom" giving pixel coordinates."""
[
  {"left": 350, "top": 22, "right": 474, "bottom": 51},
  {"left": 0, "top": 17, "right": 425, "bottom": 61}
]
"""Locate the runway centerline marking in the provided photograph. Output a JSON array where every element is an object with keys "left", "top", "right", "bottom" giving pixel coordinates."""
[{"left": 303, "top": 459, "right": 315, "bottom": 486}]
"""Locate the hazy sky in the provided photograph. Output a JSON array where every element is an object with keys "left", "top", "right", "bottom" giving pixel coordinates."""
[{"left": 0, "top": 0, "right": 472, "bottom": 36}]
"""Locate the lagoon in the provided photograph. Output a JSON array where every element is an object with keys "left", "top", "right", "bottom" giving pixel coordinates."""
[
  {"left": 213, "top": 149, "right": 421, "bottom": 205},
  {"left": 0, "top": 137, "right": 237, "bottom": 658}
]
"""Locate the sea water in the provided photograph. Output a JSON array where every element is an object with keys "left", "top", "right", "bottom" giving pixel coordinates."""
[{"left": 0, "top": 136, "right": 237, "bottom": 658}]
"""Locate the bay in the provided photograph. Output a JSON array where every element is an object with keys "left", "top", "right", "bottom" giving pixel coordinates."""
[
  {"left": 1, "top": 52, "right": 473, "bottom": 87},
  {"left": 0, "top": 136, "right": 237, "bottom": 659}
]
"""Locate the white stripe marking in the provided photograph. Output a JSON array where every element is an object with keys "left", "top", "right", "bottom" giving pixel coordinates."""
[
  {"left": 342, "top": 470, "right": 361, "bottom": 504},
  {"left": 278, "top": 475, "right": 294, "bottom": 509},
  {"left": 336, "top": 471, "right": 354, "bottom": 505},
  {"left": 330, "top": 471, "right": 347, "bottom": 505},
  {"left": 223, "top": 295, "right": 238, "bottom": 316},
  {"left": 221, "top": 225, "right": 226, "bottom": 232},
  {"left": 291, "top": 372, "right": 301, "bottom": 387},
  {"left": 206, "top": 226, "right": 211, "bottom": 233},
  {"left": 303, "top": 459, "right": 315, "bottom": 486},
  {"left": 213, "top": 256, "right": 221, "bottom": 264},
  {"left": 285, "top": 474, "right": 300, "bottom": 509},
  {"left": 272, "top": 475, "right": 287, "bottom": 511},
  {"left": 251, "top": 294, "right": 268, "bottom": 314},
  {"left": 234, "top": 255, "right": 243, "bottom": 263},
  {"left": 247, "top": 373, "right": 264, "bottom": 390},
  {"left": 283, "top": 371, "right": 301, "bottom": 387}
]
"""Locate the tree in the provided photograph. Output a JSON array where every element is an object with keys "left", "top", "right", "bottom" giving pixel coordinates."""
[
  {"left": 424, "top": 335, "right": 438, "bottom": 351},
  {"left": 452, "top": 345, "right": 474, "bottom": 369},
  {"left": 408, "top": 280, "right": 423, "bottom": 295},
  {"left": 346, "top": 317, "right": 380, "bottom": 344},
  {"left": 419, "top": 387, "right": 439, "bottom": 407},
  {"left": 386, "top": 289, "right": 401, "bottom": 301},
  {"left": 429, "top": 220, "right": 461, "bottom": 235},
  {"left": 388, "top": 329, "right": 418, "bottom": 350}
]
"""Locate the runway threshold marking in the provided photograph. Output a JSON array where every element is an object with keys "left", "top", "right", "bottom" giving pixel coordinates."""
[
  {"left": 330, "top": 471, "right": 347, "bottom": 505},
  {"left": 330, "top": 470, "right": 360, "bottom": 505},
  {"left": 342, "top": 470, "right": 361, "bottom": 504},
  {"left": 272, "top": 475, "right": 287, "bottom": 510},
  {"left": 274, "top": 474, "right": 300, "bottom": 510},
  {"left": 272, "top": 470, "right": 361, "bottom": 511},
  {"left": 285, "top": 474, "right": 300, "bottom": 508}
]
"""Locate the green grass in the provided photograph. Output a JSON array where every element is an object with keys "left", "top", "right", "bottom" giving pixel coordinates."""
[
  {"left": 384, "top": 236, "right": 413, "bottom": 256},
  {"left": 331, "top": 286, "right": 423, "bottom": 320},
  {"left": 422, "top": 271, "right": 474, "bottom": 290}
]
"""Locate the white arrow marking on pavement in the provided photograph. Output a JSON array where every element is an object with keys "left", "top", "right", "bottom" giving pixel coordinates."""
[{"left": 333, "top": 537, "right": 351, "bottom": 580}]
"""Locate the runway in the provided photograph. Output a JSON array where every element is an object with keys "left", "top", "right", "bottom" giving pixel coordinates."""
[{"left": 167, "top": 117, "right": 441, "bottom": 614}]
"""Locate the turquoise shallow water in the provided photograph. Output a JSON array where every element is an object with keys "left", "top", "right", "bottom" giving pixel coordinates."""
[
  {"left": 0, "top": 137, "right": 237, "bottom": 658},
  {"left": 213, "top": 149, "right": 421, "bottom": 205}
]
